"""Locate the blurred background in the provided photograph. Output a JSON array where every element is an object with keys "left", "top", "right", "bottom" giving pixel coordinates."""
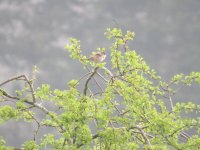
[{"left": 0, "top": 0, "right": 200, "bottom": 147}]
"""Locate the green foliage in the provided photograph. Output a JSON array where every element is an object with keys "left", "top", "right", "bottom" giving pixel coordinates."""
[
  {"left": 35, "top": 84, "right": 51, "bottom": 100},
  {"left": 64, "top": 38, "right": 88, "bottom": 65},
  {"left": 0, "top": 28, "right": 200, "bottom": 149},
  {"left": 0, "top": 137, "right": 13, "bottom": 150},
  {"left": 0, "top": 106, "right": 18, "bottom": 124},
  {"left": 22, "top": 140, "right": 39, "bottom": 150}
]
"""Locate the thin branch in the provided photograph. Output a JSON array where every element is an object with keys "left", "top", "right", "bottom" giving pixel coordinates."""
[
  {"left": 132, "top": 130, "right": 154, "bottom": 139},
  {"left": 136, "top": 125, "right": 152, "bottom": 150},
  {"left": 180, "top": 131, "right": 191, "bottom": 139},
  {"left": 168, "top": 94, "right": 174, "bottom": 112},
  {"left": 74, "top": 71, "right": 93, "bottom": 87},
  {"left": 84, "top": 67, "right": 99, "bottom": 95},
  {"left": 0, "top": 75, "right": 25, "bottom": 86},
  {"left": 21, "top": 75, "right": 36, "bottom": 103},
  {"left": 110, "top": 100, "right": 121, "bottom": 114},
  {"left": 62, "top": 138, "right": 67, "bottom": 148},
  {"left": 86, "top": 67, "right": 104, "bottom": 94},
  {"left": 0, "top": 75, "right": 36, "bottom": 102},
  {"left": 24, "top": 111, "right": 41, "bottom": 141},
  {"left": 92, "top": 77, "right": 104, "bottom": 93},
  {"left": 0, "top": 88, "right": 33, "bottom": 105},
  {"left": 96, "top": 72, "right": 108, "bottom": 82}
]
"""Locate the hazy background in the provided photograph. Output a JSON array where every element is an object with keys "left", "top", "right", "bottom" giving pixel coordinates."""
[{"left": 0, "top": 0, "right": 200, "bottom": 147}]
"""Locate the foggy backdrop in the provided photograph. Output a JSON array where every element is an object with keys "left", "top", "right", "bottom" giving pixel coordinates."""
[{"left": 0, "top": 0, "right": 200, "bottom": 147}]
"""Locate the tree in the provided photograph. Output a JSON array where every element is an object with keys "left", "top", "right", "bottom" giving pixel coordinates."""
[{"left": 0, "top": 28, "right": 200, "bottom": 150}]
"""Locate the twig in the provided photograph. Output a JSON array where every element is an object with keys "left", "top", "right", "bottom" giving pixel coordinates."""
[
  {"left": 0, "top": 75, "right": 25, "bottom": 86},
  {"left": 96, "top": 72, "right": 108, "bottom": 82},
  {"left": 86, "top": 67, "right": 103, "bottom": 94},
  {"left": 23, "top": 75, "right": 36, "bottom": 103},
  {"left": 0, "top": 89, "right": 33, "bottom": 105},
  {"left": 136, "top": 125, "right": 152, "bottom": 150},
  {"left": 0, "top": 75, "right": 36, "bottom": 102},
  {"left": 62, "top": 138, "right": 67, "bottom": 148},
  {"left": 168, "top": 94, "right": 174, "bottom": 112},
  {"left": 84, "top": 67, "right": 99, "bottom": 95},
  {"left": 74, "top": 71, "right": 93, "bottom": 87}
]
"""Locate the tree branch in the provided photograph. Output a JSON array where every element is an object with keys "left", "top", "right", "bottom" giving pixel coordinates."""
[
  {"left": 84, "top": 67, "right": 99, "bottom": 95},
  {"left": 0, "top": 75, "right": 36, "bottom": 102},
  {"left": 136, "top": 125, "right": 152, "bottom": 150}
]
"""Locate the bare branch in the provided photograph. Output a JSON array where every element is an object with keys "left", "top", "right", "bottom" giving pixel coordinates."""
[
  {"left": 86, "top": 67, "right": 104, "bottom": 94},
  {"left": 136, "top": 125, "right": 152, "bottom": 150},
  {"left": 0, "top": 75, "right": 36, "bottom": 102},
  {"left": 0, "top": 75, "right": 25, "bottom": 87},
  {"left": 74, "top": 71, "right": 93, "bottom": 87},
  {"left": 84, "top": 67, "right": 99, "bottom": 95}
]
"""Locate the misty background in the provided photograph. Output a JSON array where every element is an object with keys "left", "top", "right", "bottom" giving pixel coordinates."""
[{"left": 0, "top": 0, "right": 200, "bottom": 147}]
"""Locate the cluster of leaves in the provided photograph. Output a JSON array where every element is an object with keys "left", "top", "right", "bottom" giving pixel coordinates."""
[{"left": 0, "top": 28, "right": 200, "bottom": 150}]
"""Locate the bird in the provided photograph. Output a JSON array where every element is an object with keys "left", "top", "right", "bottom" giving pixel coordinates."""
[{"left": 88, "top": 52, "right": 106, "bottom": 63}]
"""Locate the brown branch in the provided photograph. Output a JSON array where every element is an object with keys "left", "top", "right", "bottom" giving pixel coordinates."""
[
  {"left": 74, "top": 71, "right": 93, "bottom": 87},
  {"left": 83, "top": 67, "right": 99, "bottom": 95},
  {"left": 0, "top": 75, "right": 36, "bottom": 102},
  {"left": 24, "top": 110, "right": 41, "bottom": 141},
  {"left": 0, "top": 75, "right": 25, "bottom": 86},
  {"left": 62, "top": 138, "right": 68, "bottom": 148},
  {"left": 136, "top": 125, "right": 152, "bottom": 150},
  {"left": 0, "top": 88, "right": 33, "bottom": 105},
  {"left": 86, "top": 67, "right": 104, "bottom": 94}
]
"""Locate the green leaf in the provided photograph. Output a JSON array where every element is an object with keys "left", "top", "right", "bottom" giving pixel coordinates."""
[
  {"left": 22, "top": 140, "right": 39, "bottom": 150},
  {"left": 0, "top": 106, "right": 17, "bottom": 124},
  {"left": 35, "top": 84, "right": 51, "bottom": 100},
  {"left": 68, "top": 80, "right": 78, "bottom": 87}
]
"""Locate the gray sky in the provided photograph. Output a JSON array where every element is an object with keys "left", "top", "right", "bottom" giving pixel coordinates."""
[{"left": 1, "top": 0, "right": 200, "bottom": 88}]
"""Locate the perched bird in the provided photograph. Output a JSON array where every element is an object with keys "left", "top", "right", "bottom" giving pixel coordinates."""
[{"left": 88, "top": 52, "right": 106, "bottom": 63}]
